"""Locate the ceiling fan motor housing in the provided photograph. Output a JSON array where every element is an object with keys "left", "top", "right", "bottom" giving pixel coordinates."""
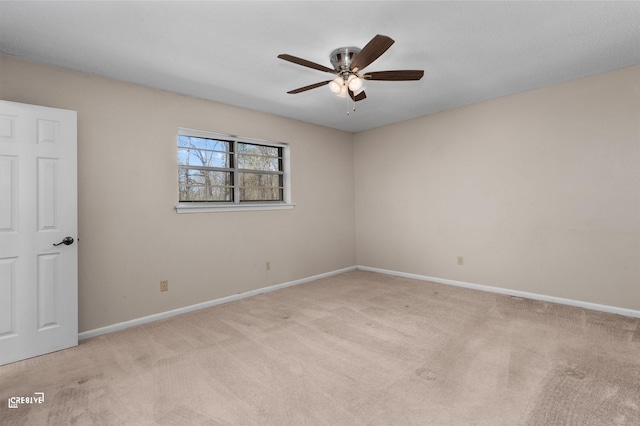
[{"left": 330, "top": 47, "right": 361, "bottom": 75}]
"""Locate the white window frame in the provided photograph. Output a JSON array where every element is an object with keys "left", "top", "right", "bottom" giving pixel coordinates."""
[{"left": 175, "top": 127, "right": 294, "bottom": 213}]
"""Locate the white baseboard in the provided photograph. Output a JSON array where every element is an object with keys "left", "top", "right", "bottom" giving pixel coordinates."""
[
  {"left": 78, "top": 266, "right": 357, "bottom": 341},
  {"left": 357, "top": 265, "right": 640, "bottom": 319},
  {"left": 80, "top": 264, "right": 638, "bottom": 340}
]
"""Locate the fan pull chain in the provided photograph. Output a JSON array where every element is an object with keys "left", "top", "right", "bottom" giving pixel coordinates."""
[{"left": 345, "top": 95, "right": 356, "bottom": 116}]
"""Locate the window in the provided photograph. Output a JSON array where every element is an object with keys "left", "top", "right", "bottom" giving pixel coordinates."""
[{"left": 176, "top": 128, "right": 292, "bottom": 213}]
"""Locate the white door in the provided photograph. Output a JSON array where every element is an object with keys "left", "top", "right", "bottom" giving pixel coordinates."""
[{"left": 0, "top": 100, "right": 78, "bottom": 366}]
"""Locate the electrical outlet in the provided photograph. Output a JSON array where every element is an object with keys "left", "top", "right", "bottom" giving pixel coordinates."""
[
  {"left": 160, "top": 280, "right": 168, "bottom": 292},
  {"left": 266, "top": 261, "right": 271, "bottom": 271},
  {"left": 457, "top": 256, "right": 464, "bottom": 266}
]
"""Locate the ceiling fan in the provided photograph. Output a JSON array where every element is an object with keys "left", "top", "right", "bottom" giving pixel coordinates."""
[{"left": 278, "top": 34, "right": 424, "bottom": 103}]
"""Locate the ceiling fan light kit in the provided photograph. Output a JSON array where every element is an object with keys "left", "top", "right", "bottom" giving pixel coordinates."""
[
  {"left": 336, "top": 84, "right": 349, "bottom": 99},
  {"left": 278, "top": 34, "right": 424, "bottom": 111},
  {"left": 328, "top": 76, "right": 344, "bottom": 94},
  {"left": 347, "top": 74, "right": 363, "bottom": 92}
]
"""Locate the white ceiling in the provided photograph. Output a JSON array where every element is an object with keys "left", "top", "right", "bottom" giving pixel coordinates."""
[{"left": 1, "top": 1, "right": 639, "bottom": 133}]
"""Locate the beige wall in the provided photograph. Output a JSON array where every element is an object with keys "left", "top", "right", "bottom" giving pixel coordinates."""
[
  {"left": 1, "top": 55, "right": 637, "bottom": 333},
  {"left": 355, "top": 66, "right": 640, "bottom": 310},
  {"left": 0, "top": 55, "right": 357, "bottom": 332}
]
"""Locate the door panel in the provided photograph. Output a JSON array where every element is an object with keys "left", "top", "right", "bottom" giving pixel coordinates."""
[
  {"left": 0, "top": 155, "right": 17, "bottom": 231},
  {"left": 0, "top": 100, "right": 77, "bottom": 366},
  {"left": 37, "top": 157, "right": 58, "bottom": 230},
  {"left": 0, "top": 257, "right": 16, "bottom": 336}
]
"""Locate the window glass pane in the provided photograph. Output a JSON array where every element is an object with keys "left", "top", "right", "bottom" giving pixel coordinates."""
[
  {"left": 177, "top": 148, "right": 189, "bottom": 165},
  {"left": 238, "top": 143, "right": 281, "bottom": 172},
  {"left": 238, "top": 155, "right": 280, "bottom": 171},
  {"left": 179, "top": 149, "right": 230, "bottom": 168},
  {"left": 178, "top": 168, "right": 187, "bottom": 184},
  {"left": 187, "top": 137, "right": 230, "bottom": 152},
  {"left": 178, "top": 135, "right": 191, "bottom": 148},
  {"left": 239, "top": 172, "right": 280, "bottom": 187},
  {"left": 180, "top": 168, "right": 231, "bottom": 186},
  {"left": 240, "top": 187, "right": 282, "bottom": 201},
  {"left": 238, "top": 143, "right": 279, "bottom": 157},
  {"left": 239, "top": 172, "right": 282, "bottom": 201},
  {"left": 178, "top": 136, "right": 231, "bottom": 167},
  {"left": 179, "top": 185, "right": 232, "bottom": 202},
  {"left": 179, "top": 168, "right": 233, "bottom": 202}
]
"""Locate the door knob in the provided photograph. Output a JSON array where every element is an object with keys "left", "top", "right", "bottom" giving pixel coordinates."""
[{"left": 53, "top": 237, "right": 74, "bottom": 246}]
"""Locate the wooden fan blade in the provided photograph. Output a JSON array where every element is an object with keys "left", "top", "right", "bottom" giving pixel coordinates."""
[
  {"left": 363, "top": 70, "right": 424, "bottom": 81},
  {"left": 349, "top": 89, "right": 367, "bottom": 102},
  {"left": 278, "top": 54, "right": 336, "bottom": 74},
  {"left": 350, "top": 35, "right": 395, "bottom": 72},
  {"left": 287, "top": 80, "right": 331, "bottom": 94}
]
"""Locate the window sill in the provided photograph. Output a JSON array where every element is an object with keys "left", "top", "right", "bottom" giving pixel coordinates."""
[{"left": 175, "top": 203, "right": 295, "bottom": 214}]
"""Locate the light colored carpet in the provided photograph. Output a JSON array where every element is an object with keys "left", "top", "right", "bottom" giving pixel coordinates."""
[{"left": 1, "top": 270, "right": 638, "bottom": 425}]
